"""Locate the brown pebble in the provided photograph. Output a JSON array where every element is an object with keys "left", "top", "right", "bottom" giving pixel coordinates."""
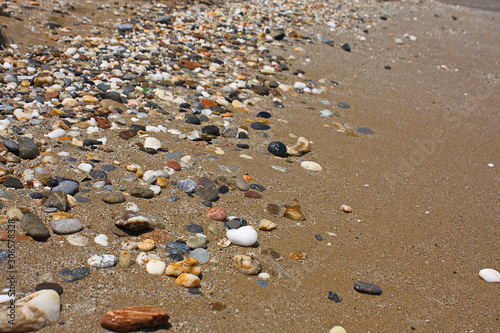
[
  {"left": 119, "top": 130, "right": 137, "bottom": 140},
  {"left": 204, "top": 207, "right": 227, "bottom": 221},
  {"left": 245, "top": 191, "right": 262, "bottom": 198},
  {"left": 97, "top": 117, "right": 111, "bottom": 129},
  {"left": 289, "top": 251, "right": 307, "bottom": 260},
  {"left": 167, "top": 161, "right": 181, "bottom": 171},
  {"left": 340, "top": 204, "right": 352, "bottom": 213},
  {"left": 284, "top": 205, "right": 305, "bottom": 221}
]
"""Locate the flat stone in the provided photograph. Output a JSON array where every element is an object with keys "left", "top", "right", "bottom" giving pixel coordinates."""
[
  {"left": 89, "top": 170, "right": 107, "bottom": 179},
  {"left": 353, "top": 281, "right": 383, "bottom": 295},
  {"left": 59, "top": 266, "right": 90, "bottom": 282},
  {"left": 195, "top": 177, "right": 219, "bottom": 201},
  {"left": 189, "top": 248, "right": 210, "bottom": 264},
  {"left": 225, "top": 218, "right": 247, "bottom": 229},
  {"left": 100, "top": 306, "right": 169, "bottom": 332},
  {"left": 201, "top": 125, "right": 220, "bottom": 136},
  {"left": 245, "top": 191, "right": 262, "bottom": 198},
  {"left": 165, "top": 241, "right": 191, "bottom": 257},
  {"left": 268, "top": 141, "right": 287, "bottom": 157},
  {"left": 52, "top": 180, "right": 79, "bottom": 195},
  {"left": 356, "top": 127, "right": 374, "bottom": 134},
  {"left": 250, "top": 122, "right": 271, "bottom": 130},
  {"left": 114, "top": 212, "right": 152, "bottom": 231},
  {"left": 130, "top": 187, "right": 155, "bottom": 199},
  {"left": 17, "top": 136, "right": 40, "bottom": 160},
  {"left": 51, "top": 219, "right": 83, "bottom": 235},
  {"left": 2, "top": 176, "right": 23, "bottom": 189},
  {"left": 337, "top": 102, "right": 351, "bottom": 109},
  {"left": 327, "top": 291, "right": 341, "bottom": 302},
  {"left": 21, "top": 213, "right": 49, "bottom": 240},
  {"left": 0, "top": 249, "right": 8, "bottom": 262},
  {"left": 250, "top": 184, "right": 266, "bottom": 192},
  {"left": 186, "top": 236, "right": 207, "bottom": 249},
  {"left": 102, "top": 192, "right": 126, "bottom": 204},
  {"left": 167, "top": 161, "right": 181, "bottom": 171},
  {"left": 186, "top": 224, "right": 203, "bottom": 233}
]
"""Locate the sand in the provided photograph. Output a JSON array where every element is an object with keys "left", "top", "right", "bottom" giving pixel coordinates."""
[{"left": 0, "top": 0, "right": 498, "bottom": 332}]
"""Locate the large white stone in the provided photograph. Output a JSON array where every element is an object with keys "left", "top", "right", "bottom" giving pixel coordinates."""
[
  {"left": 146, "top": 260, "right": 166, "bottom": 275},
  {"left": 144, "top": 137, "right": 162, "bottom": 150},
  {"left": 226, "top": 226, "right": 258, "bottom": 246},
  {"left": 0, "top": 290, "right": 60, "bottom": 332},
  {"left": 301, "top": 161, "right": 322, "bottom": 172},
  {"left": 88, "top": 254, "right": 117, "bottom": 268}
]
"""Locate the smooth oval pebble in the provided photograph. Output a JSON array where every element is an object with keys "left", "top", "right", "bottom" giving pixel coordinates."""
[
  {"left": 226, "top": 226, "right": 258, "bottom": 246},
  {"left": 146, "top": 260, "right": 166, "bottom": 275},
  {"left": 268, "top": 141, "right": 287, "bottom": 157},
  {"left": 51, "top": 219, "right": 83, "bottom": 235},
  {"left": 301, "top": 161, "right": 322, "bottom": 171},
  {"left": 233, "top": 254, "right": 261, "bottom": 275},
  {"left": 479, "top": 268, "right": 500, "bottom": 282},
  {"left": 186, "top": 224, "right": 204, "bottom": 233},
  {"left": 353, "top": 281, "right": 383, "bottom": 295},
  {"left": 176, "top": 273, "right": 201, "bottom": 288},
  {"left": 330, "top": 326, "right": 347, "bottom": 333},
  {"left": 94, "top": 234, "right": 109, "bottom": 246},
  {"left": 67, "top": 234, "right": 88, "bottom": 247},
  {"left": 100, "top": 306, "right": 169, "bottom": 332}
]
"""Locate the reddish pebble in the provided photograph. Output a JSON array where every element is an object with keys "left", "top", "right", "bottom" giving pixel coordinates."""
[
  {"left": 119, "top": 130, "right": 137, "bottom": 140},
  {"left": 0, "top": 231, "right": 33, "bottom": 241},
  {"left": 180, "top": 59, "right": 202, "bottom": 70},
  {"left": 201, "top": 99, "right": 218, "bottom": 108},
  {"left": 97, "top": 117, "right": 111, "bottom": 129},
  {"left": 167, "top": 161, "right": 181, "bottom": 171},
  {"left": 100, "top": 306, "right": 169, "bottom": 331},
  {"left": 245, "top": 191, "right": 261, "bottom": 198},
  {"left": 205, "top": 207, "right": 227, "bottom": 221}
]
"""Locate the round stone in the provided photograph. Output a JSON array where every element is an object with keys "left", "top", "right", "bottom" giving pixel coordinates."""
[
  {"left": 66, "top": 234, "right": 88, "bottom": 247},
  {"left": 268, "top": 141, "right": 287, "bottom": 157},
  {"left": 186, "top": 236, "right": 207, "bottom": 249},
  {"left": 189, "top": 248, "right": 210, "bottom": 264},
  {"left": 235, "top": 177, "right": 249, "bottom": 191},
  {"left": 186, "top": 224, "right": 203, "bottom": 233},
  {"left": 250, "top": 122, "right": 271, "bottom": 130},
  {"left": 102, "top": 192, "right": 126, "bottom": 204},
  {"left": 201, "top": 125, "right": 220, "bottom": 136}
]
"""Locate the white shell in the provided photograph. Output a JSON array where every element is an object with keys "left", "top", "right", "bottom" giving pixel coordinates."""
[
  {"left": 301, "top": 161, "right": 322, "bottom": 171},
  {"left": 46, "top": 128, "right": 66, "bottom": 139},
  {"left": 226, "top": 226, "right": 258, "bottom": 246},
  {"left": 94, "top": 234, "right": 109, "bottom": 246},
  {"left": 479, "top": 268, "right": 500, "bottom": 282},
  {"left": 146, "top": 260, "right": 166, "bottom": 275},
  {"left": 66, "top": 235, "right": 88, "bottom": 247}
]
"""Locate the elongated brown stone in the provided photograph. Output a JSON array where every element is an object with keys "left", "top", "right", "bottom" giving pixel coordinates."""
[{"left": 100, "top": 306, "right": 169, "bottom": 331}]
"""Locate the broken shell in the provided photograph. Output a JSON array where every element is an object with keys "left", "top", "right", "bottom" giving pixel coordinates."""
[
  {"left": 284, "top": 205, "right": 305, "bottom": 221},
  {"left": 217, "top": 238, "right": 231, "bottom": 248}
]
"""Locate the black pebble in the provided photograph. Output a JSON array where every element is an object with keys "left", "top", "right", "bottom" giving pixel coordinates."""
[
  {"left": 341, "top": 43, "right": 351, "bottom": 52},
  {"left": 29, "top": 192, "right": 44, "bottom": 199},
  {"left": 237, "top": 132, "right": 249, "bottom": 139},
  {"left": 273, "top": 33, "right": 285, "bottom": 41},
  {"left": 35, "top": 282, "right": 63, "bottom": 295},
  {"left": 59, "top": 267, "right": 90, "bottom": 282},
  {"left": 89, "top": 170, "right": 107, "bottom": 179},
  {"left": 236, "top": 144, "right": 249, "bottom": 149},
  {"left": 314, "top": 234, "right": 323, "bottom": 241},
  {"left": 186, "top": 224, "right": 204, "bottom": 233},
  {"left": 268, "top": 141, "right": 287, "bottom": 157},
  {"left": 186, "top": 116, "right": 201, "bottom": 125},
  {"left": 250, "top": 122, "right": 271, "bottom": 130},
  {"left": 225, "top": 218, "right": 247, "bottom": 229},
  {"left": 201, "top": 125, "right": 220, "bottom": 136},
  {"left": 353, "top": 281, "right": 383, "bottom": 295},
  {"left": 218, "top": 185, "right": 229, "bottom": 194},
  {"left": 273, "top": 101, "right": 284, "bottom": 108},
  {"left": 257, "top": 111, "right": 272, "bottom": 118},
  {"left": 249, "top": 184, "right": 265, "bottom": 192},
  {"left": 384, "top": 65, "right": 391, "bottom": 70},
  {"left": 327, "top": 291, "right": 341, "bottom": 302}
]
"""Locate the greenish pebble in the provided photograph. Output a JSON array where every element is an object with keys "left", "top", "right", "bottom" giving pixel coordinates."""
[
  {"left": 20, "top": 213, "right": 50, "bottom": 239},
  {"left": 207, "top": 224, "right": 222, "bottom": 236},
  {"left": 119, "top": 252, "right": 134, "bottom": 268},
  {"left": 119, "top": 185, "right": 128, "bottom": 191},
  {"left": 0, "top": 190, "right": 12, "bottom": 199},
  {"left": 187, "top": 236, "right": 208, "bottom": 249},
  {"left": 102, "top": 192, "right": 126, "bottom": 204}
]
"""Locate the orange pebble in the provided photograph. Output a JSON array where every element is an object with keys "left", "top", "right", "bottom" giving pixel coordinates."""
[{"left": 243, "top": 174, "right": 253, "bottom": 181}]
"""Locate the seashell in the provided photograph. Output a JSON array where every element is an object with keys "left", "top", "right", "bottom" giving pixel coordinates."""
[
  {"left": 175, "top": 273, "right": 200, "bottom": 288},
  {"left": 226, "top": 226, "right": 258, "bottom": 247},
  {"left": 284, "top": 205, "right": 305, "bottom": 221},
  {"left": 479, "top": 268, "right": 500, "bottom": 282},
  {"left": 217, "top": 237, "right": 231, "bottom": 248},
  {"left": 233, "top": 254, "right": 261, "bottom": 275}
]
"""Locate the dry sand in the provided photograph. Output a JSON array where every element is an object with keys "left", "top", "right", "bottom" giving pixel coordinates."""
[{"left": 0, "top": 0, "right": 498, "bottom": 332}]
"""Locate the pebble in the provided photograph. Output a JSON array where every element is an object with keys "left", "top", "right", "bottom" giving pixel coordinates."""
[
  {"left": 137, "top": 239, "right": 156, "bottom": 251},
  {"left": 59, "top": 266, "right": 90, "bottom": 282},
  {"left": 250, "top": 184, "right": 266, "bottom": 192},
  {"left": 177, "top": 179, "right": 197, "bottom": 192},
  {"left": 51, "top": 219, "right": 83, "bottom": 235},
  {"left": 327, "top": 291, "right": 341, "bottom": 302},
  {"left": 225, "top": 217, "right": 247, "bottom": 230},
  {"left": 66, "top": 234, "right": 88, "bottom": 247},
  {"left": 319, "top": 110, "right": 333, "bottom": 117},
  {"left": 235, "top": 177, "right": 249, "bottom": 191},
  {"left": 256, "top": 279, "right": 268, "bottom": 288},
  {"left": 226, "top": 226, "right": 258, "bottom": 246},
  {"left": 301, "top": 161, "right": 322, "bottom": 171},
  {"left": 189, "top": 248, "right": 210, "bottom": 264},
  {"left": 88, "top": 254, "right": 117, "bottom": 268},
  {"left": 268, "top": 141, "right": 287, "bottom": 157},
  {"left": 479, "top": 268, "right": 500, "bottom": 282},
  {"left": 44, "top": 191, "right": 69, "bottom": 211},
  {"left": 130, "top": 187, "right": 155, "bottom": 199},
  {"left": 115, "top": 212, "right": 152, "bottom": 231},
  {"left": 17, "top": 136, "right": 40, "bottom": 160},
  {"left": 94, "top": 234, "right": 109, "bottom": 246},
  {"left": 341, "top": 204, "right": 352, "bottom": 213},
  {"left": 186, "top": 224, "right": 204, "bottom": 233},
  {"left": 52, "top": 180, "right": 79, "bottom": 195},
  {"left": 356, "top": 127, "right": 374, "bottom": 134},
  {"left": 330, "top": 326, "right": 347, "bottom": 333},
  {"left": 284, "top": 205, "right": 305, "bottom": 221},
  {"left": 195, "top": 177, "right": 219, "bottom": 201},
  {"left": 20, "top": 212, "right": 50, "bottom": 240},
  {"left": 146, "top": 259, "right": 166, "bottom": 275},
  {"left": 100, "top": 306, "right": 169, "bottom": 332},
  {"left": 2, "top": 176, "right": 23, "bottom": 189},
  {"left": 205, "top": 207, "right": 227, "bottom": 221},
  {"left": 353, "top": 281, "right": 383, "bottom": 295},
  {"left": 245, "top": 191, "right": 262, "bottom": 198},
  {"left": 259, "top": 219, "right": 277, "bottom": 231},
  {"left": 0, "top": 290, "right": 60, "bottom": 332},
  {"left": 186, "top": 236, "right": 208, "bottom": 249},
  {"left": 165, "top": 258, "right": 201, "bottom": 277},
  {"left": 119, "top": 251, "right": 134, "bottom": 268},
  {"left": 233, "top": 254, "right": 261, "bottom": 275},
  {"left": 176, "top": 273, "right": 201, "bottom": 288},
  {"left": 250, "top": 122, "right": 271, "bottom": 130},
  {"left": 314, "top": 234, "right": 323, "bottom": 241},
  {"left": 337, "top": 102, "right": 351, "bottom": 109}
]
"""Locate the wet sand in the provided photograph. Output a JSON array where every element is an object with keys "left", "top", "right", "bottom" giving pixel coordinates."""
[{"left": 0, "top": 0, "right": 498, "bottom": 332}]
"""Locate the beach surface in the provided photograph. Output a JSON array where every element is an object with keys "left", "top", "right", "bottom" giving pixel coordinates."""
[{"left": 0, "top": 0, "right": 498, "bottom": 332}]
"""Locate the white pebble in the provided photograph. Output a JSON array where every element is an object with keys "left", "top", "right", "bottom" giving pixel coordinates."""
[
  {"left": 330, "top": 326, "right": 347, "bottom": 333},
  {"left": 226, "top": 226, "right": 258, "bottom": 247},
  {"left": 294, "top": 82, "right": 306, "bottom": 89},
  {"left": 66, "top": 235, "right": 88, "bottom": 247},
  {"left": 144, "top": 137, "right": 162, "bottom": 150},
  {"left": 301, "top": 161, "right": 322, "bottom": 171},
  {"left": 488, "top": 163, "right": 494, "bottom": 167},
  {"left": 46, "top": 128, "right": 66, "bottom": 139},
  {"left": 94, "top": 234, "right": 109, "bottom": 246},
  {"left": 88, "top": 254, "right": 116, "bottom": 268},
  {"left": 319, "top": 110, "right": 333, "bottom": 117},
  {"left": 146, "top": 259, "right": 166, "bottom": 275},
  {"left": 479, "top": 268, "right": 500, "bottom": 282},
  {"left": 78, "top": 163, "right": 93, "bottom": 172}
]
